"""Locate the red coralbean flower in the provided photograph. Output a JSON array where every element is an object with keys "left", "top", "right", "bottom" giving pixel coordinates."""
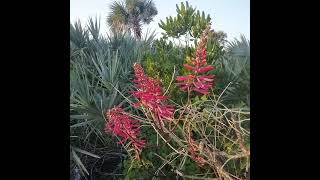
[
  {"left": 105, "top": 106, "right": 145, "bottom": 158},
  {"left": 176, "top": 25, "right": 215, "bottom": 94},
  {"left": 132, "top": 63, "right": 174, "bottom": 121}
]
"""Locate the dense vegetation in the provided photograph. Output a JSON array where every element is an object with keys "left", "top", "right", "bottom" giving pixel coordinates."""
[{"left": 70, "top": 1, "right": 249, "bottom": 180}]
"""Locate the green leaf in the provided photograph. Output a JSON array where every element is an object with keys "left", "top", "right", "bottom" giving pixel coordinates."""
[
  {"left": 181, "top": 2, "right": 185, "bottom": 15},
  {"left": 72, "top": 149, "right": 89, "bottom": 175},
  {"left": 194, "top": 96, "right": 200, "bottom": 102},
  {"left": 70, "top": 120, "right": 95, "bottom": 128},
  {"left": 73, "top": 146, "right": 101, "bottom": 159},
  {"left": 201, "top": 95, "right": 207, "bottom": 101},
  {"left": 70, "top": 114, "right": 90, "bottom": 120}
]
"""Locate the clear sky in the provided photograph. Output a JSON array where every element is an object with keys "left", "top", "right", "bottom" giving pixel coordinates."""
[{"left": 70, "top": 0, "right": 250, "bottom": 41}]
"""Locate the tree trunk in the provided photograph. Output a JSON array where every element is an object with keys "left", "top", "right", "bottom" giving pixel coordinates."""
[{"left": 132, "top": 18, "right": 142, "bottom": 39}]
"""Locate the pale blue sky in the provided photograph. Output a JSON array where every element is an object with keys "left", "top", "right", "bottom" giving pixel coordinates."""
[{"left": 70, "top": 0, "right": 250, "bottom": 41}]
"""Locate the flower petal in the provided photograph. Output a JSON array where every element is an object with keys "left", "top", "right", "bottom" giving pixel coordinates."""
[
  {"left": 183, "top": 64, "right": 197, "bottom": 71},
  {"left": 176, "top": 75, "right": 194, "bottom": 81}
]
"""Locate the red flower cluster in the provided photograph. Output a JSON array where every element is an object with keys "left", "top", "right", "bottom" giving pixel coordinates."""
[
  {"left": 132, "top": 63, "right": 174, "bottom": 121},
  {"left": 105, "top": 106, "right": 145, "bottom": 156},
  {"left": 176, "top": 25, "right": 215, "bottom": 94}
]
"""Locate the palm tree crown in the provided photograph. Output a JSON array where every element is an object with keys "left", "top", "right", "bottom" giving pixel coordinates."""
[{"left": 107, "top": 0, "right": 158, "bottom": 39}]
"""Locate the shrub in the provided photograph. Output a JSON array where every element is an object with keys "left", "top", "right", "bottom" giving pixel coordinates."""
[{"left": 105, "top": 26, "right": 250, "bottom": 179}]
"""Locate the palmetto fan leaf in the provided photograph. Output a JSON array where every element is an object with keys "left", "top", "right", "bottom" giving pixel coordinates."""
[
  {"left": 217, "top": 35, "right": 250, "bottom": 107},
  {"left": 87, "top": 16, "right": 101, "bottom": 41},
  {"left": 70, "top": 20, "right": 89, "bottom": 49},
  {"left": 227, "top": 34, "right": 250, "bottom": 58}
]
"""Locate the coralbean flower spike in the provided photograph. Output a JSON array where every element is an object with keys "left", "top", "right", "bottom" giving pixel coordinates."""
[
  {"left": 105, "top": 106, "right": 145, "bottom": 158},
  {"left": 176, "top": 24, "right": 215, "bottom": 94},
  {"left": 132, "top": 63, "right": 174, "bottom": 122}
]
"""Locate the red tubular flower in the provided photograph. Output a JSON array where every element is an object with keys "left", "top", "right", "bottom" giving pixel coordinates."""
[
  {"left": 132, "top": 63, "right": 174, "bottom": 122},
  {"left": 105, "top": 106, "right": 145, "bottom": 158},
  {"left": 176, "top": 25, "right": 215, "bottom": 95},
  {"left": 176, "top": 74, "right": 195, "bottom": 81}
]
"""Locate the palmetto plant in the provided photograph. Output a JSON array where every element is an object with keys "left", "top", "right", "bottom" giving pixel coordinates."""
[
  {"left": 107, "top": 0, "right": 158, "bottom": 39},
  {"left": 215, "top": 35, "right": 250, "bottom": 107},
  {"left": 70, "top": 17, "right": 155, "bottom": 179}
]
